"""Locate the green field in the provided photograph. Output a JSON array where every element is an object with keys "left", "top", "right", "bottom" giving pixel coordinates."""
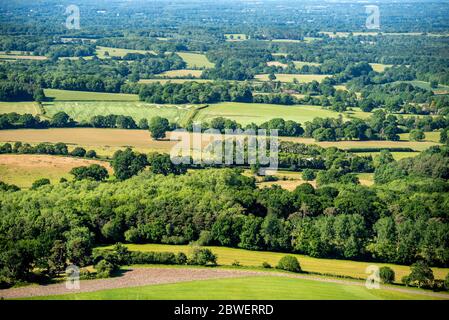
[
  {"left": 29, "top": 276, "right": 441, "bottom": 300},
  {"left": 176, "top": 52, "right": 215, "bottom": 69},
  {"left": 369, "top": 63, "right": 393, "bottom": 72},
  {"left": 224, "top": 34, "right": 248, "bottom": 41},
  {"left": 96, "top": 46, "right": 156, "bottom": 59},
  {"left": 106, "top": 244, "right": 449, "bottom": 282},
  {"left": 158, "top": 69, "right": 203, "bottom": 78},
  {"left": 44, "top": 89, "right": 139, "bottom": 101},
  {"left": 393, "top": 80, "right": 449, "bottom": 94},
  {"left": 139, "top": 79, "right": 213, "bottom": 84},
  {"left": 354, "top": 152, "right": 421, "bottom": 161},
  {"left": 195, "top": 102, "right": 344, "bottom": 125},
  {"left": 43, "top": 101, "right": 194, "bottom": 124},
  {"left": 0, "top": 154, "right": 112, "bottom": 188},
  {"left": 399, "top": 131, "right": 441, "bottom": 143},
  {"left": 293, "top": 61, "right": 322, "bottom": 68},
  {"left": 255, "top": 73, "right": 330, "bottom": 83},
  {"left": 0, "top": 101, "right": 40, "bottom": 115}
]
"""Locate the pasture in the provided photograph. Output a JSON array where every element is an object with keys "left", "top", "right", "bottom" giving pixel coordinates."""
[
  {"left": 139, "top": 79, "right": 213, "bottom": 84},
  {"left": 369, "top": 63, "right": 393, "bottom": 72},
  {"left": 398, "top": 80, "right": 449, "bottom": 94},
  {"left": 399, "top": 131, "right": 441, "bottom": 143},
  {"left": 267, "top": 61, "right": 288, "bottom": 68},
  {"left": 175, "top": 52, "right": 215, "bottom": 69},
  {"left": 44, "top": 89, "right": 139, "bottom": 101},
  {"left": 103, "top": 244, "right": 449, "bottom": 282},
  {"left": 29, "top": 276, "right": 442, "bottom": 300},
  {"left": 0, "top": 101, "right": 40, "bottom": 115},
  {"left": 224, "top": 34, "right": 248, "bottom": 41},
  {"left": 194, "top": 102, "right": 344, "bottom": 125},
  {"left": 0, "top": 154, "right": 112, "bottom": 188},
  {"left": 158, "top": 69, "right": 203, "bottom": 78},
  {"left": 255, "top": 73, "right": 331, "bottom": 83},
  {"left": 0, "top": 51, "right": 47, "bottom": 61},
  {"left": 293, "top": 61, "right": 322, "bottom": 68},
  {"left": 42, "top": 101, "right": 194, "bottom": 124},
  {"left": 95, "top": 46, "right": 156, "bottom": 58}
]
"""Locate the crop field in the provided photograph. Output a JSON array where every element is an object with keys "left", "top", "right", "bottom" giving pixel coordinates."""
[
  {"left": 139, "top": 79, "right": 213, "bottom": 84},
  {"left": 43, "top": 101, "right": 194, "bottom": 124},
  {"left": 44, "top": 89, "right": 139, "bottom": 101},
  {"left": 293, "top": 61, "right": 322, "bottom": 68},
  {"left": 398, "top": 80, "right": 449, "bottom": 94},
  {"left": 267, "top": 61, "right": 288, "bottom": 68},
  {"left": 399, "top": 131, "right": 441, "bottom": 143},
  {"left": 224, "top": 34, "right": 248, "bottom": 41},
  {"left": 103, "top": 244, "right": 449, "bottom": 282},
  {"left": 0, "top": 101, "right": 40, "bottom": 115},
  {"left": 158, "top": 69, "right": 203, "bottom": 78},
  {"left": 0, "top": 51, "right": 47, "bottom": 61},
  {"left": 195, "top": 102, "right": 344, "bottom": 125},
  {"left": 29, "top": 276, "right": 442, "bottom": 300},
  {"left": 255, "top": 73, "right": 331, "bottom": 83},
  {"left": 175, "top": 52, "right": 215, "bottom": 69},
  {"left": 0, "top": 154, "right": 112, "bottom": 188},
  {"left": 369, "top": 63, "right": 394, "bottom": 72},
  {"left": 354, "top": 152, "right": 421, "bottom": 161},
  {"left": 96, "top": 46, "right": 156, "bottom": 58},
  {"left": 282, "top": 137, "right": 439, "bottom": 152}
]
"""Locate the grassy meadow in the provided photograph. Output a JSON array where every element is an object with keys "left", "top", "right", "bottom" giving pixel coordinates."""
[
  {"left": 102, "top": 243, "right": 449, "bottom": 282},
  {"left": 44, "top": 89, "right": 139, "bottom": 101},
  {"left": 175, "top": 52, "right": 215, "bottom": 69},
  {"left": 195, "top": 102, "right": 344, "bottom": 125},
  {"left": 158, "top": 69, "right": 203, "bottom": 78},
  {"left": 0, "top": 154, "right": 112, "bottom": 188},
  {"left": 29, "top": 276, "right": 442, "bottom": 300},
  {"left": 0, "top": 101, "right": 40, "bottom": 115},
  {"left": 96, "top": 46, "right": 156, "bottom": 58},
  {"left": 255, "top": 73, "right": 331, "bottom": 83},
  {"left": 139, "top": 79, "right": 213, "bottom": 84},
  {"left": 43, "top": 101, "right": 194, "bottom": 124}
]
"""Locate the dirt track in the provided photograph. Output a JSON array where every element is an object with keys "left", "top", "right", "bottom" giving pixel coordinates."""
[{"left": 1, "top": 268, "right": 448, "bottom": 300}]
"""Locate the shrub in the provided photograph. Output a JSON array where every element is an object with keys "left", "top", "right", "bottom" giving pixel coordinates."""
[
  {"left": 175, "top": 252, "right": 188, "bottom": 265},
  {"left": 262, "top": 262, "right": 272, "bottom": 269},
  {"left": 401, "top": 275, "right": 411, "bottom": 286},
  {"left": 196, "top": 231, "right": 213, "bottom": 246},
  {"left": 408, "top": 261, "right": 434, "bottom": 288},
  {"left": 232, "top": 260, "right": 241, "bottom": 267},
  {"left": 31, "top": 178, "right": 50, "bottom": 190},
  {"left": 85, "top": 150, "right": 97, "bottom": 158},
  {"left": 94, "top": 259, "right": 116, "bottom": 278},
  {"left": 129, "top": 251, "right": 177, "bottom": 265},
  {"left": 70, "top": 147, "right": 87, "bottom": 157},
  {"left": 189, "top": 248, "right": 217, "bottom": 266},
  {"left": 379, "top": 266, "right": 395, "bottom": 284},
  {"left": 277, "top": 256, "right": 301, "bottom": 273},
  {"left": 302, "top": 169, "right": 316, "bottom": 181}
]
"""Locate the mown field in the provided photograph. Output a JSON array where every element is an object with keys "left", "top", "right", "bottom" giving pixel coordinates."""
[
  {"left": 138, "top": 79, "right": 213, "bottom": 84},
  {"left": 103, "top": 244, "right": 449, "bottom": 282},
  {"left": 29, "top": 276, "right": 442, "bottom": 300},
  {"left": 399, "top": 131, "right": 441, "bottom": 143},
  {"left": 0, "top": 128, "right": 439, "bottom": 157},
  {"left": 195, "top": 102, "right": 345, "bottom": 125},
  {"left": 255, "top": 73, "right": 331, "bottom": 83},
  {"left": 369, "top": 63, "right": 394, "bottom": 72},
  {"left": 175, "top": 52, "right": 215, "bottom": 69},
  {"left": 44, "top": 89, "right": 139, "bottom": 101},
  {"left": 43, "top": 101, "right": 194, "bottom": 124},
  {"left": 0, "top": 101, "right": 40, "bottom": 115},
  {"left": 0, "top": 154, "right": 112, "bottom": 188},
  {"left": 158, "top": 69, "right": 203, "bottom": 78},
  {"left": 96, "top": 46, "right": 156, "bottom": 59},
  {"left": 293, "top": 61, "right": 322, "bottom": 68}
]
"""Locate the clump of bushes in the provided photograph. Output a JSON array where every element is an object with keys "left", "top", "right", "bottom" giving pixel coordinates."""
[
  {"left": 276, "top": 256, "right": 301, "bottom": 273},
  {"left": 402, "top": 261, "right": 434, "bottom": 288},
  {"left": 262, "top": 262, "right": 272, "bottom": 269},
  {"left": 379, "top": 266, "right": 395, "bottom": 284},
  {"left": 188, "top": 248, "right": 217, "bottom": 266}
]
